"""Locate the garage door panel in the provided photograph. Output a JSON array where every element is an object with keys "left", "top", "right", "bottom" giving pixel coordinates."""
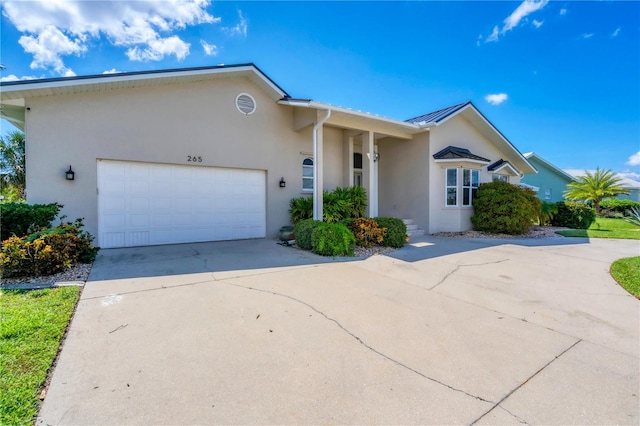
[{"left": 98, "top": 160, "right": 266, "bottom": 248}]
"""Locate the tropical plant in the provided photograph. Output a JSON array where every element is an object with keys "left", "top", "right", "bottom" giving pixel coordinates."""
[
  {"left": 538, "top": 201, "right": 559, "bottom": 225},
  {"left": 563, "top": 169, "right": 629, "bottom": 214},
  {"left": 348, "top": 217, "right": 386, "bottom": 248},
  {"left": 289, "top": 196, "right": 313, "bottom": 223},
  {"left": 288, "top": 186, "right": 367, "bottom": 224},
  {"left": 624, "top": 206, "right": 640, "bottom": 227},
  {"left": 0, "top": 130, "right": 26, "bottom": 199}
]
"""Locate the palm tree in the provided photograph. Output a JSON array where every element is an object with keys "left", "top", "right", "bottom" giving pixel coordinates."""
[
  {"left": 0, "top": 130, "right": 26, "bottom": 199},
  {"left": 564, "top": 168, "right": 629, "bottom": 214}
]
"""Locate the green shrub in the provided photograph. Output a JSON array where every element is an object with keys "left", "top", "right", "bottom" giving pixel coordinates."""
[
  {"left": 470, "top": 180, "right": 542, "bottom": 235},
  {"left": 348, "top": 217, "right": 386, "bottom": 248},
  {"left": 289, "top": 196, "right": 313, "bottom": 224},
  {"left": 600, "top": 199, "right": 640, "bottom": 216},
  {"left": 374, "top": 217, "right": 407, "bottom": 248},
  {"left": 311, "top": 222, "right": 355, "bottom": 256},
  {"left": 551, "top": 201, "right": 596, "bottom": 229},
  {"left": 0, "top": 219, "right": 98, "bottom": 278},
  {"left": 293, "top": 219, "right": 322, "bottom": 250},
  {"left": 0, "top": 202, "right": 62, "bottom": 241},
  {"left": 288, "top": 186, "right": 368, "bottom": 224},
  {"left": 538, "top": 201, "right": 559, "bottom": 225}
]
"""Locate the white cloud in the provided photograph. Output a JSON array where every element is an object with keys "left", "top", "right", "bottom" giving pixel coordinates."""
[
  {"left": 223, "top": 10, "right": 247, "bottom": 37},
  {"left": 2, "top": 0, "right": 219, "bottom": 74},
  {"left": 103, "top": 69, "right": 120, "bottom": 74},
  {"left": 484, "top": 0, "right": 549, "bottom": 43},
  {"left": 559, "top": 8, "right": 567, "bottom": 16},
  {"left": 532, "top": 19, "right": 543, "bottom": 29},
  {"left": 485, "top": 93, "right": 508, "bottom": 105},
  {"left": 619, "top": 171, "right": 640, "bottom": 181},
  {"left": 580, "top": 33, "right": 594, "bottom": 39},
  {"left": 626, "top": 151, "right": 640, "bottom": 167},
  {"left": 200, "top": 40, "right": 218, "bottom": 56},
  {"left": 0, "top": 74, "right": 39, "bottom": 82},
  {"left": 611, "top": 27, "right": 621, "bottom": 38}
]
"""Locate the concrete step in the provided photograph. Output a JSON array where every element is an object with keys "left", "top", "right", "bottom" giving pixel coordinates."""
[
  {"left": 402, "top": 219, "right": 414, "bottom": 225},
  {"left": 401, "top": 218, "right": 426, "bottom": 237},
  {"left": 407, "top": 229, "right": 426, "bottom": 237},
  {"left": 406, "top": 224, "right": 419, "bottom": 231}
]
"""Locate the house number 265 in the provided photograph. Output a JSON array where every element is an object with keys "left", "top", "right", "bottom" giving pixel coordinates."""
[{"left": 187, "top": 156, "right": 203, "bottom": 163}]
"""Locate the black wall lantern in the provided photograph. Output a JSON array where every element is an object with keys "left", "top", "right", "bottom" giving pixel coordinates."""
[
  {"left": 279, "top": 177, "right": 286, "bottom": 188},
  {"left": 65, "top": 165, "right": 75, "bottom": 181}
]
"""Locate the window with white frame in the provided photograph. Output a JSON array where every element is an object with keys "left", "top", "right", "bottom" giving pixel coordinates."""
[
  {"left": 446, "top": 168, "right": 458, "bottom": 206},
  {"left": 302, "top": 158, "right": 313, "bottom": 192},
  {"left": 492, "top": 175, "right": 508, "bottom": 182},
  {"left": 446, "top": 168, "right": 479, "bottom": 207},
  {"left": 544, "top": 188, "right": 552, "bottom": 200}
]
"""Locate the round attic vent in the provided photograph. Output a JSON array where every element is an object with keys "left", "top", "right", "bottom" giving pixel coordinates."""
[{"left": 235, "top": 93, "right": 256, "bottom": 115}]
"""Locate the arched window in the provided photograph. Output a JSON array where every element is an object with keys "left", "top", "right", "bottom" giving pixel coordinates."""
[{"left": 302, "top": 158, "right": 313, "bottom": 192}]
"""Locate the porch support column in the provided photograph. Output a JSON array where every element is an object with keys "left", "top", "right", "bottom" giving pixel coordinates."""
[
  {"left": 362, "top": 130, "right": 378, "bottom": 217},
  {"left": 342, "top": 133, "right": 354, "bottom": 187},
  {"left": 313, "top": 109, "right": 331, "bottom": 220}
]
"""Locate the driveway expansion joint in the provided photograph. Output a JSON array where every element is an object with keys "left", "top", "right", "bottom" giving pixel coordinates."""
[
  {"left": 221, "top": 280, "right": 493, "bottom": 404},
  {"left": 470, "top": 338, "right": 582, "bottom": 425}
]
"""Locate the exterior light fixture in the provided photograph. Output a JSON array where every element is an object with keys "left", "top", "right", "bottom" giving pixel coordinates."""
[
  {"left": 65, "top": 165, "right": 75, "bottom": 181},
  {"left": 279, "top": 177, "right": 286, "bottom": 188}
]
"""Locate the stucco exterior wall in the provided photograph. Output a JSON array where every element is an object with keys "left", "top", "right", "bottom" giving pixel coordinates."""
[
  {"left": 428, "top": 115, "right": 522, "bottom": 233},
  {"left": 520, "top": 157, "right": 571, "bottom": 202},
  {"left": 24, "top": 77, "right": 327, "bottom": 245},
  {"left": 377, "top": 132, "right": 430, "bottom": 230}
]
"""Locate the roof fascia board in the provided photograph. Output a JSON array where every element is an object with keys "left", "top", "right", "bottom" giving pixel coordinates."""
[
  {"left": 434, "top": 158, "right": 491, "bottom": 165},
  {"left": 489, "top": 162, "right": 520, "bottom": 176},
  {"left": 278, "top": 99, "right": 422, "bottom": 133},
  {"left": 525, "top": 153, "right": 575, "bottom": 181},
  {"left": 1, "top": 64, "right": 288, "bottom": 100}
]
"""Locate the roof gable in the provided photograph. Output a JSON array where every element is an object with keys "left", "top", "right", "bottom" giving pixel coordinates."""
[
  {"left": 488, "top": 159, "right": 520, "bottom": 175},
  {"left": 524, "top": 153, "right": 575, "bottom": 182}
]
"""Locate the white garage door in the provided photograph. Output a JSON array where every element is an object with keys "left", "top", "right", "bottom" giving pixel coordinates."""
[{"left": 98, "top": 160, "right": 266, "bottom": 248}]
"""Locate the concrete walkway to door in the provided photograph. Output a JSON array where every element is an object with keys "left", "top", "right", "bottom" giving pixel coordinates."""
[{"left": 37, "top": 236, "right": 639, "bottom": 425}]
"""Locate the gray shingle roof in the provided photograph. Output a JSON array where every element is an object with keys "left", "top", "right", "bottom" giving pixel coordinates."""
[
  {"left": 433, "top": 146, "right": 490, "bottom": 162},
  {"left": 405, "top": 102, "right": 470, "bottom": 124}
]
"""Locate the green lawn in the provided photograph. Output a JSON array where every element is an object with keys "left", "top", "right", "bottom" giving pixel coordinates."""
[
  {"left": 0, "top": 287, "right": 80, "bottom": 425},
  {"left": 556, "top": 217, "right": 640, "bottom": 240},
  {"left": 611, "top": 257, "right": 640, "bottom": 298}
]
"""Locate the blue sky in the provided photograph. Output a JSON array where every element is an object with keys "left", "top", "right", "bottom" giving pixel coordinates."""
[{"left": 1, "top": 0, "right": 639, "bottom": 179}]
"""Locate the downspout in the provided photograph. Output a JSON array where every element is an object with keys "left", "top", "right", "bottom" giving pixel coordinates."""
[{"left": 313, "top": 109, "right": 331, "bottom": 220}]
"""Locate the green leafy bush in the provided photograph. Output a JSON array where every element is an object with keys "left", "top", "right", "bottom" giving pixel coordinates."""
[
  {"left": 348, "top": 217, "right": 386, "bottom": 248},
  {"left": 0, "top": 219, "right": 98, "bottom": 278},
  {"left": 289, "top": 196, "right": 313, "bottom": 224},
  {"left": 374, "top": 217, "right": 407, "bottom": 248},
  {"left": 293, "top": 219, "right": 322, "bottom": 250},
  {"left": 311, "top": 222, "right": 355, "bottom": 256},
  {"left": 551, "top": 201, "right": 596, "bottom": 229},
  {"left": 600, "top": 199, "right": 640, "bottom": 216},
  {"left": 288, "top": 186, "right": 368, "bottom": 224},
  {"left": 538, "top": 201, "right": 559, "bottom": 225},
  {"left": 0, "top": 202, "right": 62, "bottom": 241},
  {"left": 470, "top": 180, "right": 542, "bottom": 235}
]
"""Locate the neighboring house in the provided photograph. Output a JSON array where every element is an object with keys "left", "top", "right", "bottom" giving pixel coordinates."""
[
  {"left": 0, "top": 63, "right": 536, "bottom": 248},
  {"left": 521, "top": 152, "right": 574, "bottom": 203},
  {"left": 564, "top": 169, "right": 640, "bottom": 202}
]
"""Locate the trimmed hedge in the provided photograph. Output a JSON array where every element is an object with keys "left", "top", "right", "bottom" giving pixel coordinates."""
[
  {"left": 470, "top": 180, "right": 541, "bottom": 235},
  {"left": 600, "top": 199, "right": 640, "bottom": 216},
  {"left": 550, "top": 201, "right": 596, "bottom": 229},
  {"left": 0, "top": 202, "right": 62, "bottom": 241},
  {"left": 311, "top": 222, "right": 355, "bottom": 256},
  {"left": 293, "top": 219, "right": 322, "bottom": 250},
  {"left": 374, "top": 217, "right": 407, "bottom": 248}
]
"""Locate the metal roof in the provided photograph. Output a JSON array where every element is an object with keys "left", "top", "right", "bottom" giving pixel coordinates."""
[
  {"left": 405, "top": 102, "right": 470, "bottom": 125},
  {"left": 433, "top": 146, "right": 490, "bottom": 162}
]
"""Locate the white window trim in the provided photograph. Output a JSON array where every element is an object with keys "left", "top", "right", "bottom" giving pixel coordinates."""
[
  {"left": 302, "top": 157, "right": 314, "bottom": 193},
  {"left": 462, "top": 169, "right": 479, "bottom": 207},
  {"left": 445, "top": 168, "right": 458, "bottom": 207}
]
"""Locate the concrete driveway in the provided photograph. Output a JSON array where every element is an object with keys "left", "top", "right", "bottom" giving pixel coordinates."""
[{"left": 38, "top": 236, "right": 639, "bottom": 425}]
